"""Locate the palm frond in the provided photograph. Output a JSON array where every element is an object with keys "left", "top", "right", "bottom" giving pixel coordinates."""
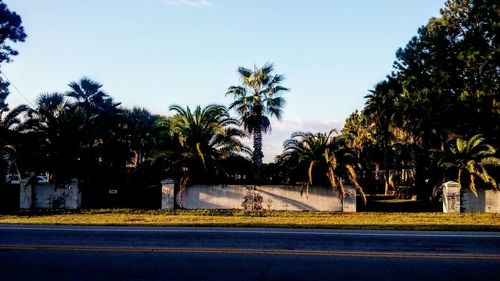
[
  {"left": 346, "top": 164, "right": 366, "bottom": 204},
  {"left": 467, "top": 134, "right": 485, "bottom": 152},
  {"left": 469, "top": 173, "right": 478, "bottom": 197},
  {"left": 260, "top": 116, "right": 271, "bottom": 133},
  {"left": 169, "top": 104, "right": 187, "bottom": 116},
  {"left": 237, "top": 67, "right": 252, "bottom": 79},
  {"left": 480, "top": 156, "right": 500, "bottom": 167},
  {"left": 456, "top": 137, "right": 467, "bottom": 153},
  {"left": 474, "top": 145, "right": 497, "bottom": 158}
]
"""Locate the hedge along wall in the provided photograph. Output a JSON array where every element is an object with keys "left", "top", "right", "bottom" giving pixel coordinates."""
[{"left": 162, "top": 184, "right": 357, "bottom": 212}]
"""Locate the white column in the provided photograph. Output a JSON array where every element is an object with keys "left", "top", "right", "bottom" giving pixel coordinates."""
[
  {"left": 342, "top": 186, "right": 357, "bottom": 212},
  {"left": 161, "top": 179, "right": 175, "bottom": 210},
  {"left": 442, "top": 181, "right": 461, "bottom": 213},
  {"left": 66, "top": 178, "right": 81, "bottom": 209}
]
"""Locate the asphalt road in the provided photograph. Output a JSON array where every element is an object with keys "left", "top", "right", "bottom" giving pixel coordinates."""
[{"left": 0, "top": 225, "right": 499, "bottom": 281}]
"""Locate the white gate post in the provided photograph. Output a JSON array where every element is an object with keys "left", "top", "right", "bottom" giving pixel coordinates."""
[
  {"left": 342, "top": 186, "right": 357, "bottom": 212},
  {"left": 161, "top": 179, "right": 175, "bottom": 210},
  {"left": 442, "top": 181, "right": 461, "bottom": 213}
]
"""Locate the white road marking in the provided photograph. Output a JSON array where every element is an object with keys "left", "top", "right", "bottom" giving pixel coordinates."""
[{"left": 0, "top": 225, "right": 499, "bottom": 238}]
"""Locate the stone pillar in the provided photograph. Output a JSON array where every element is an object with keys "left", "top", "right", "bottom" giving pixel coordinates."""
[
  {"left": 342, "top": 186, "right": 357, "bottom": 212},
  {"left": 161, "top": 179, "right": 175, "bottom": 210},
  {"left": 442, "top": 181, "right": 461, "bottom": 213},
  {"left": 66, "top": 178, "right": 81, "bottom": 209}
]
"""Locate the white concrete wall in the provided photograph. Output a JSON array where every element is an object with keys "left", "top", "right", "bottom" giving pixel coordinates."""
[
  {"left": 484, "top": 190, "right": 500, "bottom": 213},
  {"left": 19, "top": 184, "right": 32, "bottom": 209},
  {"left": 461, "top": 188, "right": 486, "bottom": 213},
  {"left": 19, "top": 179, "right": 81, "bottom": 209},
  {"left": 166, "top": 185, "right": 355, "bottom": 212},
  {"left": 462, "top": 188, "right": 500, "bottom": 213},
  {"left": 442, "top": 181, "right": 500, "bottom": 213}
]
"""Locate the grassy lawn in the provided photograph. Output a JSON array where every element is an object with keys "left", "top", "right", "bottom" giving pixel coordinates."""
[
  {"left": 1, "top": 209, "right": 499, "bottom": 231},
  {"left": 357, "top": 195, "right": 441, "bottom": 212}
]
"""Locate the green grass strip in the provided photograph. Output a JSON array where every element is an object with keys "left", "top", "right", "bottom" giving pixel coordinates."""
[{"left": 1, "top": 209, "right": 498, "bottom": 231}]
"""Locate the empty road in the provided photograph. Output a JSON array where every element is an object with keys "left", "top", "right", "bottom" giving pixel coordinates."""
[{"left": 0, "top": 225, "right": 499, "bottom": 281}]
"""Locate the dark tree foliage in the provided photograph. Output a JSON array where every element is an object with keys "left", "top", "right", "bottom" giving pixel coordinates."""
[
  {"left": 346, "top": 0, "right": 500, "bottom": 200},
  {"left": 0, "top": 1, "right": 26, "bottom": 182},
  {"left": 0, "top": 1, "right": 26, "bottom": 64},
  {"left": 0, "top": 0, "right": 26, "bottom": 110}
]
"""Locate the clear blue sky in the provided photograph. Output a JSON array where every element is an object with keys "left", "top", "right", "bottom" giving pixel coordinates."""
[{"left": 3, "top": 0, "right": 444, "bottom": 161}]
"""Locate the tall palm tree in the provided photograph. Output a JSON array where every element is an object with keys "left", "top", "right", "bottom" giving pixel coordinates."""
[
  {"left": 441, "top": 134, "right": 499, "bottom": 196},
  {"left": 363, "top": 77, "right": 402, "bottom": 194},
  {"left": 166, "top": 104, "right": 250, "bottom": 207},
  {"left": 341, "top": 110, "right": 376, "bottom": 191},
  {"left": 226, "top": 63, "right": 288, "bottom": 178},
  {"left": 66, "top": 78, "right": 122, "bottom": 139},
  {"left": 394, "top": 86, "right": 453, "bottom": 199},
  {"left": 66, "top": 77, "right": 111, "bottom": 117},
  {"left": 341, "top": 110, "right": 376, "bottom": 160},
  {"left": 122, "top": 107, "right": 158, "bottom": 167},
  {"left": 364, "top": 79, "right": 399, "bottom": 195},
  {"left": 279, "top": 129, "right": 366, "bottom": 203},
  {"left": 65, "top": 78, "right": 127, "bottom": 179}
]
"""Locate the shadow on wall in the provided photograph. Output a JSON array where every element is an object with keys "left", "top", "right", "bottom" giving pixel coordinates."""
[{"left": 256, "top": 188, "right": 318, "bottom": 211}]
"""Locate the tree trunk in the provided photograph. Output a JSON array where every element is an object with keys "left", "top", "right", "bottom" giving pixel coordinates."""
[
  {"left": 384, "top": 154, "right": 390, "bottom": 195},
  {"left": 374, "top": 162, "right": 380, "bottom": 194},
  {"left": 414, "top": 150, "right": 427, "bottom": 201},
  {"left": 383, "top": 137, "right": 390, "bottom": 195},
  {"left": 253, "top": 122, "right": 263, "bottom": 182}
]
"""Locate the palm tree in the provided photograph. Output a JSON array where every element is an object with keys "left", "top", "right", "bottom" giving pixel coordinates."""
[
  {"left": 166, "top": 104, "right": 250, "bottom": 207},
  {"left": 441, "top": 134, "right": 499, "bottom": 196},
  {"left": 1, "top": 104, "right": 29, "bottom": 175},
  {"left": 122, "top": 107, "right": 158, "bottom": 167},
  {"left": 65, "top": 78, "right": 128, "bottom": 183},
  {"left": 226, "top": 63, "right": 288, "bottom": 179},
  {"left": 65, "top": 77, "right": 122, "bottom": 140},
  {"left": 1, "top": 104, "right": 29, "bottom": 133},
  {"left": 21, "top": 93, "right": 85, "bottom": 182},
  {"left": 341, "top": 110, "right": 376, "bottom": 191},
  {"left": 341, "top": 110, "right": 376, "bottom": 160},
  {"left": 66, "top": 77, "right": 113, "bottom": 117},
  {"left": 279, "top": 129, "right": 366, "bottom": 203},
  {"left": 394, "top": 86, "right": 454, "bottom": 199},
  {"left": 364, "top": 79, "right": 398, "bottom": 195}
]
